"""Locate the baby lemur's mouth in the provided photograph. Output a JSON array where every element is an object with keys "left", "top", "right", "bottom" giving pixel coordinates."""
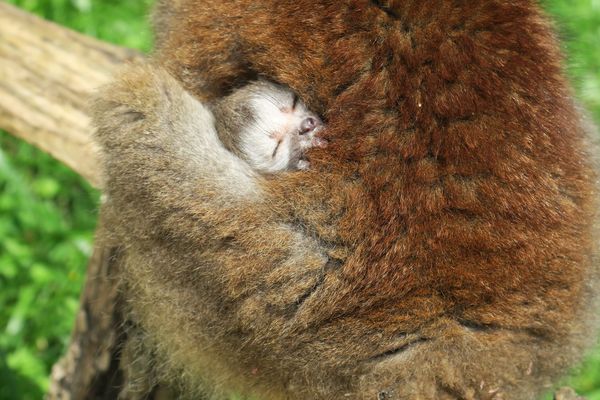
[{"left": 312, "top": 136, "right": 328, "bottom": 148}]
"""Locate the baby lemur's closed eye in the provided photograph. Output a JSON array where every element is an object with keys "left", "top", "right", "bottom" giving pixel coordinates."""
[{"left": 212, "top": 80, "right": 327, "bottom": 173}]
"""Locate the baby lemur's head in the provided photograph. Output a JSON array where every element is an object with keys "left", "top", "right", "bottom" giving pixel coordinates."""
[{"left": 212, "top": 80, "right": 326, "bottom": 173}]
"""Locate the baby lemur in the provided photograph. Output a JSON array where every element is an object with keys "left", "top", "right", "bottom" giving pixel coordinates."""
[{"left": 213, "top": 81, "right": 326, "bottom": 173}]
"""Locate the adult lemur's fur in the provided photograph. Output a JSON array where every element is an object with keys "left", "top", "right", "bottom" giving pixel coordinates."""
[{"left": 93, "top": 1, "right": 600, "bottom": 399}]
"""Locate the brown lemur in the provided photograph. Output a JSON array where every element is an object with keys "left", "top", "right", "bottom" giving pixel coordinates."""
[{"left": 93, "top": 0, "right": 600, "bottom": 399}]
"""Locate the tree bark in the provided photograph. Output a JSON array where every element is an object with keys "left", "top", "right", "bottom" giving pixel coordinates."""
[
  {"left": 46, "top": 214, "right": 127, "bottom": 400},
  {"left": 0, "top": 2, "right": 588, "bottom": 399}
]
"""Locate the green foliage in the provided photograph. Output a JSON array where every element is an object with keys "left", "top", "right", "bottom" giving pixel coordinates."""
[
  {"left": 5, "top": 0, "right": 154, "bottom": 51},
  {"left": 0, "top": 1, "right": 154, "bottom": 399},
  {"left": 542, "top": 0, "right": 600, "bottom": 123},
  {"left": 0, "top": 0, "right": 598, "bottom": 399},
  {"left": 0, "top": 132, "right": 97, "bottom": 399}
]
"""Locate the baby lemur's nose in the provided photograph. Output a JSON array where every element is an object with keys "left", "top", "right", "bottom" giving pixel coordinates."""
[{"left": 299, "top": 116, "right": 320, "bottom": 135}]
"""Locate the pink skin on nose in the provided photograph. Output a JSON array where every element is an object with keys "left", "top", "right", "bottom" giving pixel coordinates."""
[
  {"left": 299, "top": 116, "right": 328, "bottom": 148},
  {"left": 271, "top": 114, "right": 327, "bottom": 148}
]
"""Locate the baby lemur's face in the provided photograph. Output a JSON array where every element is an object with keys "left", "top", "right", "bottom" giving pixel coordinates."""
[{"left": 228, "top": 81, "right": 326, "bottom": 173}]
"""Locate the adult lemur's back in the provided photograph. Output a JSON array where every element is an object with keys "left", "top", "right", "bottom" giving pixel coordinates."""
[{"left": 95, "top": 1, "right": 600, "bottom": 399}]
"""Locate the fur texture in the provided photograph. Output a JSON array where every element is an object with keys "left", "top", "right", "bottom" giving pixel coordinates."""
[
  {"left": 94, "top": 1, "right": 600, "bottom": 399},
  {"left": 212, "top": 80, "right": 325, "bottom": 173}
]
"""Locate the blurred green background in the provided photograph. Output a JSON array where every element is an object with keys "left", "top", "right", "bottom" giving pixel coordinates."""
[{"left": 0, "top": 0, "right": 598, "bottom": 399}]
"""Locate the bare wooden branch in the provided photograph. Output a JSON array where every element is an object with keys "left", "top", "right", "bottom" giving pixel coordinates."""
[{"left": 0, "top": 2, "right": 140, "bottom": 187}]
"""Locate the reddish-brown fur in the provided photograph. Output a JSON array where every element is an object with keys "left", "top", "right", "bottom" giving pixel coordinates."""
[{"left": 94, "top": 1, "right": 600, "bottom": 399}]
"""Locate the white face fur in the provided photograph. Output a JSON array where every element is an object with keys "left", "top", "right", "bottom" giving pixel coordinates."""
[{"left": 237, "top": 81, "right": 326, "bottom": 174}]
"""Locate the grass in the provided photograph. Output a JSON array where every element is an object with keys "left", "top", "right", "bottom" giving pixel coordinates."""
[{"left": 0, "top": 1, "right": 598, "bottom": 399}]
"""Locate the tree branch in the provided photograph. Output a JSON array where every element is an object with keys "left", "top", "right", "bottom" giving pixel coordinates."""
[{"left": 0, "top": 2, "right": 140, "bottom": 188}]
